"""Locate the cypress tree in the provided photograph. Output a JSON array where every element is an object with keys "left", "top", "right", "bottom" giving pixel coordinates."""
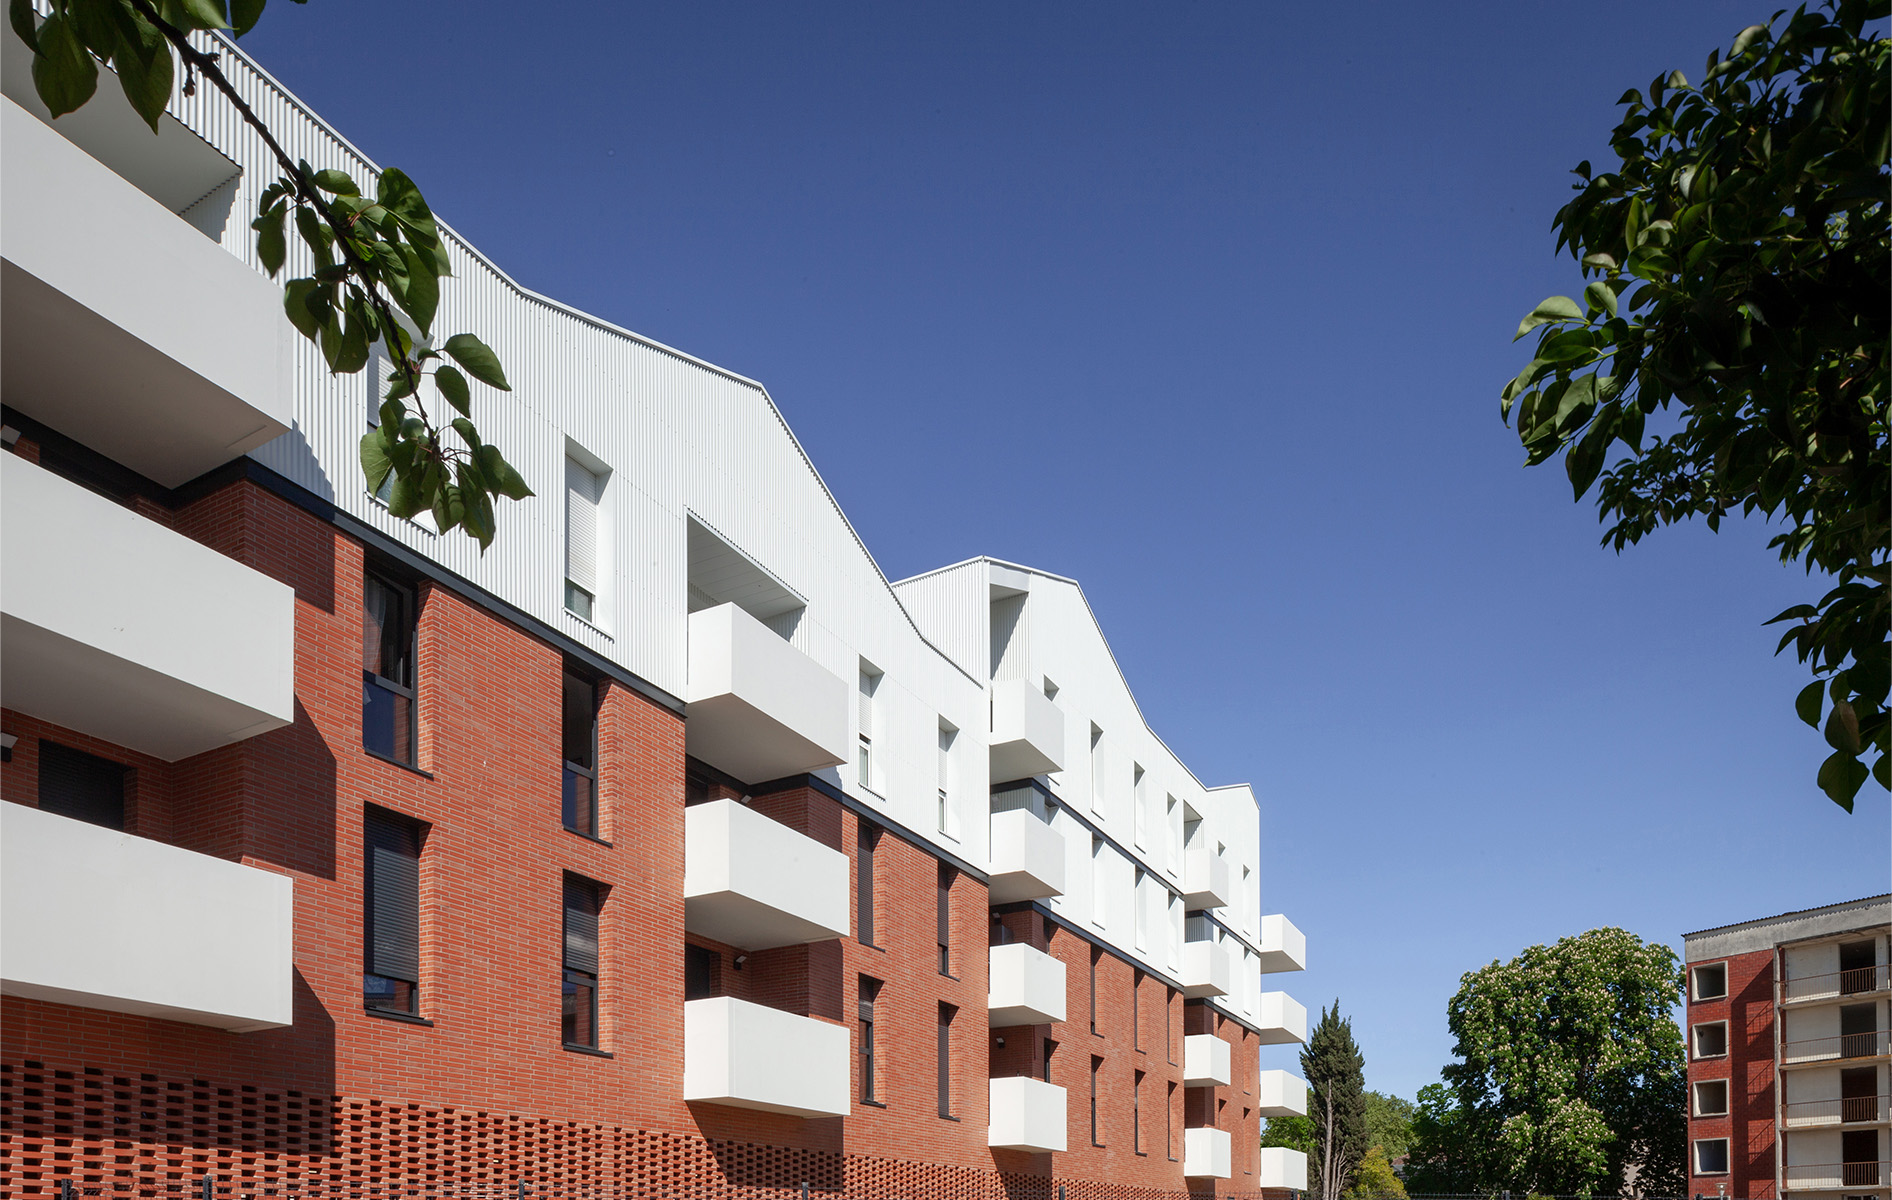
[{"left": 1302, "top": 1000, "right": 1368, "bottom": 1200}]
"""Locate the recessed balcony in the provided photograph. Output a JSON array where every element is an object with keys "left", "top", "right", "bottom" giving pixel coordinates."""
[
  {"left": 1, "top": 454, "right": 296, "bottom": 761},
  {"left": 1258, "top": 913, "right": 1306, "bottom": 973},
  {"left": 989, "top": 678, "right": 1064, "bottom": 781},
  {"left": 988, "top": 1076, "right": 1067, "bottom": 1153},
  {"left": 1183, "top": 1033, "right": 1231, "bottom": 1087},
  {"left": 684, "top": 798, "right": 848, "bottom": 951},
  {"left": 685, "top": 603, "right": 849, "bottom": 784},
  {"left": 1257, "top": 991, "right": 1308, "bottom": 1045},
  {"left": 988, "top": 808, "right": 1066, "bottom": 903},
  {"left": 1183, "top": 1127, "right": 1231, "bottom": 1179},
  {"left": 682, "top": 996, "right": 849, "bottom": 1118},
  {"left": 0, "top": 802, "right": 293, "bottom": 1031},
  {"left": 1, "top": 96, "right": 290, "bottom": 488},
  {"left": 1257, "top": 1069, "right": 1307, "bottom": 1117},
  {"left": 1182, "top": 940, "right": 1232, "bottom": 999},
  {"left": 989, "top": 942, "right": 1066, "bottom": 1026},
  {"left": 1259, "top": 1147, "right": 1310, "bottom": 1190},
  {"left": 1183, "top": 846, "right": 1232, "bottom": 910}
]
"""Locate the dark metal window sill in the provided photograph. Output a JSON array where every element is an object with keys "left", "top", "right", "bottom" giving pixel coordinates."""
[
  {"left": 364, "top": 1007, "right": 432, "bottom": 1027},
  {"left": 562, "top": 1043, "right": 612, "bottom": 1058},
  {"left": 563, "top": 826, "right": 612, "bottom": 848},
  {"left": 365, "top": 750, "right": 434, "bottom": 780}
]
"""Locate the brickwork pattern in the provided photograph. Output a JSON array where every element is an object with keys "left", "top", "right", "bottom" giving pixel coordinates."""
[{"left": 1684, "top": 946, "right": 1776, "bottom": 1199}]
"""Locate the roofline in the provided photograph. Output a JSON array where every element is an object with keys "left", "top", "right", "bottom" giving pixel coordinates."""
[{"left": 1683, "top": 893, "right": 1892, "bottom": 941}]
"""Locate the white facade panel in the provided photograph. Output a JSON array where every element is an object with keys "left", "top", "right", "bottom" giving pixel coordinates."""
[
  {"left": 988, "top": 942, "right": 1067, "bottom": 1027},
  {"left": 682, "top": 996, "right": 849, "bottom": 1118},
  {"left": 683, "top": 799, "right": 849, "bottom": 951},
  {"left": 1258, "top": 1147, "right": 1309, "bottom": 1189},
  {"left": 1183, "top": 1127, "right": 1231, "bottom": 1179},
  {"left": 0, "top": 801, "right": 293, "bottom": 1031},
  {"left": 988, "top": 1076, "right": 1067, "bottom": 1153}
]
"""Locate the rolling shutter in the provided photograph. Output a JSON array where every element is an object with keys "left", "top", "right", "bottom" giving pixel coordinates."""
[
  {"left": 564, "top": 878, "right": 600, "bottom": 975},
  {"left": 565, "top": 457, "right": 602, "bottom": 595},
  {"left": 366, "top": 813, "right": 421, "bottom": 984}
]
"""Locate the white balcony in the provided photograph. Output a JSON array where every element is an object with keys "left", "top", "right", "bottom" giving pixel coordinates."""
[
  {"left": 1257, "top": 913, "right": 1306, "bottom": 973},
  {"left": 1257, "top": 991, "right": 1308, "bottom": 1045},
  {"left": 989, "top": 679, "right": 1064, "bottom": 781},
  {"left": 1183, "top": 1033, "right": 1231, "bottom": 1087},
  {"left": 1183, "top": 846, "right": 1232, "bottom": 910},
  {"left": 0, "top": 96, "right": 290, "bottom": 488},
  {"left": 988, "top": 1076, "right": 1067, "bottom": 1153},
  {"left": 684, "top": 798, "right": 848, "bottom": 951},
  {"left": 988, "top": 808, "right": 1066, "bottom": 903},
  {"left": 989, "top": 942, "right": 1066, "bottom": 1026},
  {"left": 1182, "top": 940, "right": 1232, "bottom": 999},
  {"left": 1256, "top": 1069, "right": 1307, "bottom": 1117},
  {"left": 1183, "top": 1127, "right": 1231, "bottom": 1179},
  {"left": 0, "top": 802, "right": 293, "bottom": 1031},
  {"left": 0, "top": 455, "right": 296, "bottom": 761},
  {"left": 685, "top": 603, "right": 848, "bottom": 784},
  {"left": 1259, "top": 1147, "right": 1309, "bottom": 1190},
  {"left": 683, "top": 996, "right": 849, "bottom": 1118}
]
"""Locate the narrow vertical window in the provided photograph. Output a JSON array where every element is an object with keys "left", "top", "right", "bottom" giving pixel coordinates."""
[
  {"left": 684, "top": 943, "right": 719, "bottom": 1000},
  {"left": 857, "top": 663, "right": 880, "bottom": 790},
  {"left": 1088, "top": 725, "right": 1104, "bottom": 812},
  {"left": 937, "top": 1003, "right": 956, "bottom": 1117},
  {"left": 1133, "top": 867, "right": 1148, "bottom": 949},
  {"left": 562, "top": 876, "right": 602, "bottom": 1049},
  {"left": 1042, "top": 1037, "right": 1056, "bottom": 1083},
  {"left": 362, "top": 570, "right": 416, "bottom": 765},
  {"left": 561, "top": 668, "right": 599, "bottom": 837},
  {"left": 364, "top": 810, "right": 422, "bottom": 1015},
  {"left": 1167, "top": 1081, "right": 1178, "bottom": 1159},
  {"left": 859, "top": 977, "right": 883, "bottom": 1104},
  {"left": 1090, "top": 1055, "right": 1104, "bottom": 1145},
  {"left": 1134, "top": 1069, "right": 1146, "bottom": 1154},
  {"left": 1089, "top": 944, "right": 1101, "bottom": 1034},
  {"left": 1165, "top": 794, "right": 1180, "bottom": 873},
  {"left": 1132, "top": 969, "right": 1143, "bottom": 1050},
  {"left": 936, "top": 721, "right": 954, "bottom": 834},
  {"left": 564, "top": 455, "right": 603, "bottom": 621},
  {"left": 1132, "top": 763, "right": 1146, "bottom": 847},
  {"left": 857, "top": 823, "right": 879, "bottom": 947},
  {"left": 1167, "top": 987, "right": 1178, "bottom": 1063},
  {"left": 38, "top": 742, "right": 127, "bottom": 831},
  {"left": 1091, "top": 835, "right": 1106, "bottom": 926},
  {"left": 937, "top": 863, "right": 954, "bottom": 975}
]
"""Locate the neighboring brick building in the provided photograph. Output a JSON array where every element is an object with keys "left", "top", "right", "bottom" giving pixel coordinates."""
[
  {"left": 0, "top": 24, "right": 1307, "bottom": 1200},
  {"left": 1684, "top": 895, "right": 1891, "bottom": 1200}
]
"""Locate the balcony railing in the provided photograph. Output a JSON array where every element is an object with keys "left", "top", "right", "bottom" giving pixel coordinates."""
[
  {"left": 987, "top": 808, "right": 1066, "bottom": 904},
  {"left": 1782, "top": 1160, "right": 1889, "bottom": 1189},
  {"left": 988, "top": 679, "right": 1065, "bottom": 781},
  {"left": 682, "top": 997, "right": 849, "bottom": 1118},
  {"left": 1783, "top": 964, "right": 1891, "bottom": 1003},
  {"left": 1781, "top": 1094, "right": 1891, "bottom": 1126},
  {"left": 1782, "top": 1030, "right": 1891, "bottom": 1064},
  {"left": 1183, "top": 1033, "right": 1232, "bottom": 1088},
  {"left": 683, "top": 799, "right": 849, "bottom": 951}
]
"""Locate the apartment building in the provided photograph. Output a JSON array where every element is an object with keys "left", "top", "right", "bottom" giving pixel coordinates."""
[
  {"left": 1684, "top": 895, "right": 1891, "bottom": 1200},
  {"left": 0, "top": 25, "right": 1307, "bottom": 1199}
]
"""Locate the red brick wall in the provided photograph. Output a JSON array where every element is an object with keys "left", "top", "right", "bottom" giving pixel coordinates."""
[
  {"left": 1685, "top": 945, "right": 1776, "bottom": 1198},
  {"left": 0, "top": 472, "right": 1273, "bottom": 1198}
]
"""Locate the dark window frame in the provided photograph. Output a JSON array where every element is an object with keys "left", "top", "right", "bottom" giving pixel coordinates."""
[
  {"left": 561, "top": 667, "right": 601, "bottom": 838},
  {"left": 362, "top": 569, "right": 419, "bottom": 766},
  {"left": 860, "top": 977, "right": 884, "bottom": 1105},
  {"left": 937, "top": 1002, "right": 957, "bottom": 1118},
  {"left": 1132, "top": 969, "right": 1143, "bottom": 1051},
  {"left": 858, "top": 824, "right": 879, "bottom": 948},
  {"left": 363, "top": 808, "right": 423, "bottom": 1016},
  {"left": 37, "top": 740, "right": 129, "bottom": 831},
  {"left": 562, "top": 874, "right": 603, "bottom": 1050}
]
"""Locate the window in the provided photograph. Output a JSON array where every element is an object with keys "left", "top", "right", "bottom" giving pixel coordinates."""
[
  {"left": 1132, "top": 969, "right": 1143, "bottom": 1050},
  {"left": 857, "top": 824, "right": 879, "bottom": 947},
  {"left": 1693, "top": 1138, "right": 1730, "bottom": 1175},
  {"left": 1693, "top": 1079, "right": 1729, "bottom": 1117},
  {"left": 1166, "top": 1080, "right": 1177, "bottom": 1160},
  {"left": 1167, "top": 987, "right": 1177, "bottom": 1062},
  {"left": 1693, "top": 1021, "right": 1729, "bottom": 1059},
  {"left": 1840, "top": 939, "right": 1878, "bottom": 993},
  {"left": 364, "top": 810, "right": 422, "bottom": 1015},
  {"left": 37, "top": 741, "right": 127, "bottom": 831},
  {"left": 937, "top": 722, "right": 955, "bottom": 834},
  {"left": 1090, "top": 1055, "right": 1104, "bottom": 1145},
  {"left": 1134, "top": 867, "right": 1148, "bottom": 949},
  {"left": 564, "top": 455, "right": 604, "bottom": 621},
  {"left": 860, "top": 977, "right": 883, "bottom": 1104},
  {"left": 1691, "top": 962, "right": 1728, "bottom": 1001},
  {"left": 1133, "top": 1069, "right": 1146, "bottom": 1154},
  {"left": 1132, "top": 763, "right": 1146, "bottom": 847},
  {"left": 684, "top": 944, "right": 719, "bottom": 1000},
  {"left": 937, "top": 1003, "right": 956, "bottom": 1118},
  {"left": 856, "top": 662, "right": 881, "bottom": 791},
  {"left": 562, "top": 669, "right": 600, "bottom": 837},
  {"left": 562, "top": 876, "right": 602, "bottom": 1049},
  {"left": 1165, "top": 794, "right": 1180, "bottom": 873},
  {"left": 1089, "top": 725, "right": 1104, "bottom": 813},
  {"left": 362, "top": 570, "right": 417, "bottom": 765},
  {"left": 1091, "top": 835, "right": 1106, "bottom": 927},
  {"left": 1041, "top": 1037, "right": 1056, "bottom": 1083},
  {"left": 937, "top": 863, "right": 954, "bottom": 976},
  {"left": 1089, "top": 945, "right": 1101, "bottom": 1034}
]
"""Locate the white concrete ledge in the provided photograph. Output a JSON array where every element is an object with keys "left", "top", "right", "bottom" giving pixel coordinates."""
[
  {"left": 1258, "top": 913, "right": 1306, "bottom": 973},
  {"left": 1256, "top": 1069, "right": 1307, "bottom": 1117},
  {"left": 1257, "top": 991, "right": 1307, "bottom": 1045},
  {"left": 685, "top": 604, "right": 848, "bottom": 784},
  {"left": 988, "top": 1076, "right": 1066, "bottom": 1152},
  {"left": 1184, "top": 1033, "right": 1232, "bottom": 1088},
  {"left": 1182, "top": 940, "right": 1231, "bottom": 999},
  {"left": 0, "top": 802, "right": 293, "bottom": 1031},
  {"left": 683, "top": 996, "right": 849, "bottom": 1118},
  {"left": 1183, "top": 1127, "right": 1231, "bottom": 1178},
  {"left": 989, "top": 679, "right": 1064, "bottom": 781},
  {"left": 1183, "top": 846, "right": 1232, "bottom": 910},
  {"left": 684, "top": 798, "right": 848, "bottom": 951},
  {"left": 1259, "top": 1146, "right": 1309, "bottom": 1189},
  {"left": 988, "top": 942, "right": 1066, "bottom": 1026},
  {"left": 988, "top": 809, "right": 1065, "bottom": 903}
]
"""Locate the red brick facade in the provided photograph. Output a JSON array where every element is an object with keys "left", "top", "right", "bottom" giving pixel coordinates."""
[
  {"left": 0, "top": 462, "right": 1275, "bottom": 1198},
  {"left": 1685, "top": 946, "right": 1776, "bottom": 1198}
]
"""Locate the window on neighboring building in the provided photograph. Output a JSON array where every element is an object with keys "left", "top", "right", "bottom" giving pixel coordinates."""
[
  {"left": 562, "top": 668, "right": 600, "bottom": 838},
  {"left": 1133, "top": 1069, "right": 1146, "bottom": 1154},
  {"left": 857, "top": 823, "right": 879, "bottom": 947},
  {"left": 37, "top": 741, "right": 127, "bottom": 831},
  {"left": 1691, "top": 961, "right": 1728, "bottom": 1001},
  {"left": 857, "top": 662, "right": 880, "bottom": 791},
  {"left": 859, "top": 977, "right": 883, "bottom": 1105},
  {"left": 562, "top": 875, "right": 602, "bottom": 1049},
  {"left": 937, "top": 863, "right": 954, "bottom": 976},
  {"left": 564, "top": 454, "right": 604, "bottom": 622},
  {"left": 364, "top": 809, "right": 422, "bottom": 1015},
  {"left": 1693, "top": 1079, "right": 1729, "bottom": 1117},
  {"left": 362, "top": 570, "right": 417, "bottom": 765},
  {"left": 684, "top": 943, "right": 719, "bottom": 1001},
  {"left": 1090, "top": 1055, "right": 1104, "bottom": 1145},
  {"left": 1693, "top": 1138, "right": 1729, "bottom": 1175},
  {"left": 1692, "top": 1021, "right": 1728, "bottom": 1059},
  {"left": 937, "top": 1003, "right": 956, "bottom": 1118}
]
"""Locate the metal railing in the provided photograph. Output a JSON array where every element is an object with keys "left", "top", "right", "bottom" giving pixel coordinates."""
[
  {"left": 1780, "top": 1029, "right": 1890, "bottom": 1063},
  {"left": 1782, "top": 963, "right": 1891, "bottom": 1002},
  {"left": 1783, "top": 1159, "right": 1892, "bottom": 1188},
  {"left": 1781, "top": 1093, "right": 1892, "bottom": 1125}
]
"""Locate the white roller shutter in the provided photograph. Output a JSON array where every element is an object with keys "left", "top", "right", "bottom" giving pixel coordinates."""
[{"left": 565, "top": 457, "right": 602, "bottom": 596}]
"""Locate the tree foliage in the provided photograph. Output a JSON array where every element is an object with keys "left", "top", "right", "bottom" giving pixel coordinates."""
[
  {"left": 1260, "top": 1093, "right": 1316, "bottom": 1156},
  {"left": 1414, "top": 928, "right": 1686, "bottom": 1195},
  {"left": 1363, "top": 1091, "right": 1415, "bottom": 1161},
  {"left": 1303, "top": 1002, "right": 1369, "bottom": 1200},
  {"left": 1343, "top": 1146, "right": 1407, "bottom": 1200},
  {"left": 1500, "top": 0, "right": 1889, "bottom": 810},
  {"left": 10, "top": 0, "right": 532, "bottom": 546}
]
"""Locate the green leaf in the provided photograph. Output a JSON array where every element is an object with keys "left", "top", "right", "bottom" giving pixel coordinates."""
[
  {"left": 442, "top": 333, "right": 511, "bottom": 391},
  {"left": 450, "top": 416, "right": 480, "bottom": 450},
  {"left": 476, "top": 444, "right": 534, "bottom": 500},
  {"left": 312, "top": 168, "right": 359, "bottom": 196},
  {"left": 1583, "top": 281, "right": 1618, "bottom": 319},
  {"left": 1764, "top": 604, "right": 1819, "bottom": 625},
  {"left": 1581, "top": 252, "right": 1618, "bottom": 271},
  {"left": 294, "top": 206, "right": 333, "bottom": 268},
  {"left": 177, "top": 0, "right": 231, "bottom": 31},
  {"left": 253, "top": 202, "right": 287, "bottom": 277},
  {"left": 282, "top": 278, "right": 323, "bottom": 341},
  {"left": 1515, "top": 296, "right": 1584, "bottom": 340},
  {"left": 432, "top": 478, "right": 467, "bottom": 537},
  {"left": 31, "top": 15, "right": 99, "bottom": 118},
  {"left": 1795, "top": 680, "right": 1825, "bottom": 728},
  {"left": 360, "top": 426, "right": 394, "bottom": 495},
  {"left": 11, "top": 0, "right": 39, "bottom": 52},
  {"left": 433, "top": 365, "right": 470, "bottom": 415},
  {"left": 109, "top": 13, "right": 172, "bottom": 133},
  {"left": 1824, "top": 700, "right": 1861, "bottom": 755},
  {"left": 230, "top": 0, "right": 266, "bottom": 37},
  {"left": 1565, "top": 404, "right": 1615, "bottom": 500},
  {"left": 386, "top": 458, "right": 429, "bottom": 521},
  {"left": 376, "top": 168, "right": 438, "bottom": 240},
  {"left": 395, "top": 243, "right": 438, "bottom": 336},
  {"left": 1817, "top": 750, "right": 1867, "bottom": 811}
]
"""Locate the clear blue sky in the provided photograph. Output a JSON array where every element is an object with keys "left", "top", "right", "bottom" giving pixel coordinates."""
[{"left": 242, "top": 2, "right": 1890, "bottom": 1102}]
